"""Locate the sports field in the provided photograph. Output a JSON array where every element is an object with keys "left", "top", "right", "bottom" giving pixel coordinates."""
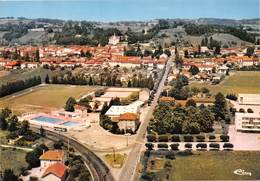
[
  {"left": 190, "top": 71, "right": 260, "bottom": 95},
  {"left": 0, "top": 84, "right": 97, "bottom": 115}
]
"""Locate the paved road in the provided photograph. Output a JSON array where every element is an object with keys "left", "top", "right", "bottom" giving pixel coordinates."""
[{"left": 119, "top": 58, "right": 173, "bottom": 181}]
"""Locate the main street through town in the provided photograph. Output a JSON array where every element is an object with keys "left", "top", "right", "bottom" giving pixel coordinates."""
[{"left": 119, "top": 57, "right": 174, "bottom": 181}]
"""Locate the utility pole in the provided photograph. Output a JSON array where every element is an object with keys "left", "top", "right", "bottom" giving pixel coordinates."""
[
  {"left": 68, "top": 137, "right": 70, "bottom": 153},
  {"left": 112, "top": 147, "right": 116, "bottom": 162}
]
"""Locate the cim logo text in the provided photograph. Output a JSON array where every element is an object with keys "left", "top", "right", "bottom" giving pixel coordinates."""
[{"left": 234, "top": 169, "right": 252, "bottom": 176}]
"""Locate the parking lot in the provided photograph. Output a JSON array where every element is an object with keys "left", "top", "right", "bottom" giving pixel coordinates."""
[{"left": 229, "top": 125, "right": 260, "bottom": 151}]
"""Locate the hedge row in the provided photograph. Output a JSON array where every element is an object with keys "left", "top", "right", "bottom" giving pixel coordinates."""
[
  {"left": 145, "top": 143, "right": 234, "bottom": 151},
  {"left": 147, "top": 134, "right": 229, "bottom": 142}
]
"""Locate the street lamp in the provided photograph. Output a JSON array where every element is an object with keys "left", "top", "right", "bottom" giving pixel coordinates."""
[{"left": 125, "top": 133, "right": 131, "bottom": 147}]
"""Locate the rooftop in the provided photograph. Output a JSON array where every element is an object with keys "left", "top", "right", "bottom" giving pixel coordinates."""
[
  {"left": 40, "top": 150, "right": 64, "bottom": 161},
  {"left": 42, "top": 162, "right": 67, "bottom": 179}
]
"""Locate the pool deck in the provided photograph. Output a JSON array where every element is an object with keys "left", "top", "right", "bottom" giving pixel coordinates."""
[{"left": 21, "top": 113, "right": 86, "bottom": 129}]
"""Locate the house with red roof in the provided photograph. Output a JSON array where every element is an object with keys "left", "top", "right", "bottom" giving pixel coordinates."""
[
  {"left": 5, "top": 61, "right": 20, "bottom": 70},
  {"left": 21, "top": 62, "right": 40, "bottom": 69},
  {"left": 117, "top": 112, "right": 139, "bottom": 131},
  {"left": 40, "top": 150, "right": 65, "bottom": 168},
  {"left": 41, "top": 162, "right": 67, "bottom": 181},
  {"left": 0, "top": 58, "right": 8, "bottom": 67}
]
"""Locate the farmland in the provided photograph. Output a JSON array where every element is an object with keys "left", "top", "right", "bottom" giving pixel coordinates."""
[
  {"left": 190, "top": 71, "right": 260, "bottom": 95},
  {"left": 0, "top": 84, "right": 98, "bottom": 115}
]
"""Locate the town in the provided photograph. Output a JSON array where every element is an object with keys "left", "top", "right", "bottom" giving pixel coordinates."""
[{"left": 0, "top": 15, "right": 260, "bottom": 181}]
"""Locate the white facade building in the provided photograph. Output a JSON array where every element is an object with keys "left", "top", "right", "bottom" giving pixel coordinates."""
[
  {"left": 238, "top": 94, "right": 260, "bottom": 105},
  {"left": 235, "top": 112, "right": 260, "bottom": 132},
  {"left": 108, "top": 34, "right": 120, "bottom": 45}
]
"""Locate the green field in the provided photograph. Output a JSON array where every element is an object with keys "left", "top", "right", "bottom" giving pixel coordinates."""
[
  {"left": 0, "top": 84, "right": 98, "bottom": 115},
  {"left": 172, "top": 151, "right": 260, "bottom": 180},
  {"left": 190, "top": 71, "right": 260, "bottom": 95},
  {"left": 142, "top": 151, "right": 260, "bottom": 180},
  {"left": 0, "top": 147, "right": 28, "bottom": 175}
]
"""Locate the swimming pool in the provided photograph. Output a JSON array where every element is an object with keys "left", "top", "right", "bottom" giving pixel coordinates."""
[
  {"left": 61, "top": 121, "right": 81, "bottom": 127},
  {"left": 33, "top": 116, "right": 63, "bottom": 124}
]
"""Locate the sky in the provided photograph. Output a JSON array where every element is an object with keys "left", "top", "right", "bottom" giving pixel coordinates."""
[{"left": 0, "top": 0, "right": 259, "bottom": 21}]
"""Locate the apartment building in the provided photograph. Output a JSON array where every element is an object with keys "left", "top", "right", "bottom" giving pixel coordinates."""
[{"left": 235, "top": 112, "right": 260, "bottom": 132}]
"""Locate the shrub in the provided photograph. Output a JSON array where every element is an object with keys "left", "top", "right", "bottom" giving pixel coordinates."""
[
  {"left": 171, "top": 135, "right": 180, "bottom": 142},
  {"left": 225, "top": 117, "right": 231, "bottom": 124},
  {"left": 239, "top": 108, "right": 245, "bottom": 113},
  {"left": 209, "top": 135, "right": 216, "bottom": 141},
  {"left": 145, "top": 143, "right": 154, "bottom": 150},
  {"left": 177, "top": 149, "right": 193, "bottom": 156},
  {"left": 94, "top": 89, "right": 105, "bottom": 97},
  {"left": 220, "top": 135, "right": 229, "bottom": 142},
  {"left": 147, "top": 134, "right": 157, "bottom": 142},
  {"left": 183, "top": 135, "right": 193, "bottom": 142},
  {"left": 6, "top": 132, "right": 18, "bottom": 140},
  {"left": 223, "top": 143, "right": 234, "bottom": 150},
  {"left": 170, "top": 143, "right": 180, "bottom": 151},
  {"left": 158, "top": 143, "right": 168, "bottom": 149},
  {"left": 196, "top": 143, "right": 207, "bottom": 149},
  {"left": 141, "top": 172, "right": 154, "bottom": 180},
  {"left": 229, "top": 107, "right": 237, "bottom": 115},
  {"left": 226, "top": 94, "right": 237, "bottom": 101},
  {"left": 196, "top": 135, "right": 205, "bottom": 142},
  {"left": 184, "top": 143, "right": 192, "bottom": 149},
  {"left": 247, "top": 108, "right": 254, "bottom": 113},
  {"left": 165, "top": 151, "right": 175, "bottom": 160},
  {"left": 209, "top": 143, "right": 220, "bottom": 149},
  {"left": 158, "top": 135, "right": 169, "bottom": 142}
]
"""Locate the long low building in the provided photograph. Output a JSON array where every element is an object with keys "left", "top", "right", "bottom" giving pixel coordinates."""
[
  {"left": 235, "top": 112, "right": 260, "bottom": 132},
  {"left": 105, "top": 100, "right": 144, "bottom": 119},
  {"left": 238, "top": 94, "right": 260, "bottom": 105}
]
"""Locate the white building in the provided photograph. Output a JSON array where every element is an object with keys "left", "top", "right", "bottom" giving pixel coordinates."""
[
  {"left": 117, "top": 112, "right": 139, "bottom": 131},
  {"left": 238, "top": 94, "right": 260, "bottom": 105},
  {"left": 105, "top": 100, "right": 143, "bottom": 121},
  {"left": 217, "top": 64, "right": 229, "bottom": 74},
  {"left": 235, "top": 112, "right": 260, "bottom": 132},
  {"left": 105, "top": 105, "right": 139, "bottom": 120},
  {"left": 108, "top": 34, "right": 120, "bottom": 45},
  {"left": 40, "top": 150, "right": 65, "bottom": 168}
]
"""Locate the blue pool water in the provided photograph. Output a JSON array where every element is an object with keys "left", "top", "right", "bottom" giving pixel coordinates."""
[
  {"left": 62, "top": 121, "right": 81, "bottom": 127},
  {"left": 33, "top": 116, "right": 63, "bottom": 124}
]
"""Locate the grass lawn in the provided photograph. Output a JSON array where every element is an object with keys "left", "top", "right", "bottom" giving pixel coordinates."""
[
  {"left": 190, "top": 71, "right": 260, "bottom": 95},
  {"left": 104, "top": 153, "right": 126, "bottom": 168},
  {"left": 0, "top": 84, "right": 98, "bottom": 115},
  {"left": 172, "top": 151, "right": 260, "bottom": 180},
  {"left": 0, "top": 147, "right": 28, "bottom": 175}
]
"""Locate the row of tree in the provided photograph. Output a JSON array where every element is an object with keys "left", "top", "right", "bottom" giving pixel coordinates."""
[
  {"left": 0, "top": 76, "right": 42, "bottom": 98},
  {"left": 48, "top": 72, "right": 155, "bottom": 90}
]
